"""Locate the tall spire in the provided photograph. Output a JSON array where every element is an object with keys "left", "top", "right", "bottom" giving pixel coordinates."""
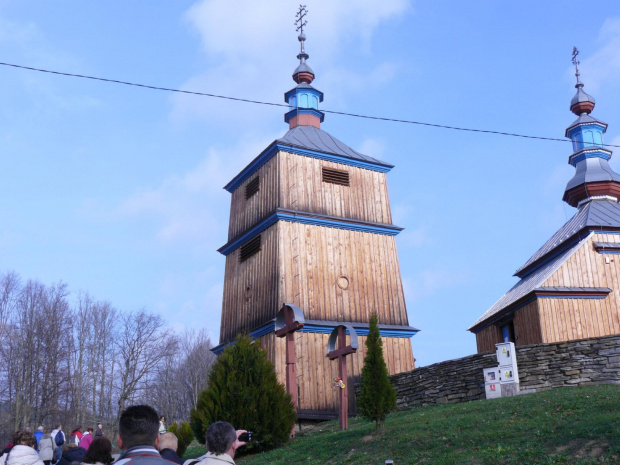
[
  {"left": 284, "top": 5, "right": 324, "bottom": 129},
  {"left": 563, "top": 48, "right": 620, "bottom": 207}
]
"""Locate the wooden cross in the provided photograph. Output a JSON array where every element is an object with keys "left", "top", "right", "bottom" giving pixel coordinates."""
[
  {"left": 327, "top": 325, "right": 358, "bottom": 430},
  {"left": 275, "top": 303, "right": 305, "bottom": 435}
]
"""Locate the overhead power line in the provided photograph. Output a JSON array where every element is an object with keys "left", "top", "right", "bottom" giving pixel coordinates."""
[{"left": 1, "top": 60, "right": 619, "bottom": 149}]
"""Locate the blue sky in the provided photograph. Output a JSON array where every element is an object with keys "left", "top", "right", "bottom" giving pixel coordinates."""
[{"left": 1, "top": 1, "right": 620, "bottom": 367}]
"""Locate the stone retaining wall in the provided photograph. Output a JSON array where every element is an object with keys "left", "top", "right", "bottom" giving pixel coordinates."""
[{"left": 357, "top": 334, "right": 620, "bottom": 410}]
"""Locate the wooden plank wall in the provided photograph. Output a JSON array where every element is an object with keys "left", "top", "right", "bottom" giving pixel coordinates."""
[
  {"left": 475, "top": 325, "right": 502, "bottom": 353},
  {"left": 539, "top": 233, "right": 620, "bottom": 342},
  {"left": 278, "top": 151, "right": 393, "bottom": 225},
  {"left": 227, "top": 155, "right": 279, "bottom": 240},
  {"left": 513, "top": 300, "right": 543, "bottom": 345},
  {"left": 277, "top": 221, "right": 409, "bottom": 325},
  {"left": 219, "top": 225, "right": 279, "bottom": 343},
  {"left": 259, "top": 332, "right": 414, "bottom": 412}
]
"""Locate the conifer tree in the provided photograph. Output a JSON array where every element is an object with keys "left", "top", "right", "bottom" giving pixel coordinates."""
[
  {"left": 168, "top": 421, "right": 194, "bottom": 457},
  {"left": 190, "top": 336, "right": 296, "bottom": 454},
  {"left": 357, "top": 313, "right": 397, "bottom": 430}
]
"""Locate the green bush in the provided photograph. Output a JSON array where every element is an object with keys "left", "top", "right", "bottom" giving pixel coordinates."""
[
  {"left": 168, "top": 421, "right": 194, "bottom": 457},
  {"left": 357, "top": 313, "right": 397, "bottom": 430},
  {"left": 190, "top": 336, "right": 296, "bottom": 454}
]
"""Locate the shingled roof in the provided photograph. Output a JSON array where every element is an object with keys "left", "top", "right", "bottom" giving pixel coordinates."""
[
  {"left": 277, "top": 125, "right": 392, "bottom": 167},
  {"left": 515, "top": 200, "right": 620, "bottom": 277}
]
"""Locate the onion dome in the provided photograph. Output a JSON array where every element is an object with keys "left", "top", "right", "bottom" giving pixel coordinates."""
[
  {"left": 284, "top": 9, "right": 324, "bottom": 130},
  {"left": 563, "top": 48, "right": 620, "bottom": 207}
]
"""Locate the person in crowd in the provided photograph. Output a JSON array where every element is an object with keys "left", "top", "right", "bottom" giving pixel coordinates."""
[
  {"left": 49, "top": 426, "right": 64, "bottom": 465},
  {"left": 0, "top": 431, "right": 21, "bottom": 465},
  {"left": 80, "top": 438, "right": 112, "bottom": 465},
  {"left": 158, "top": 418, "right": 166, "bottom": 435},
  {"left": 113, "top": 405, "right": 173, "bottom": 465},
  {"left": 156, "top": 433, "right": 183, "bottom": 465},
  {"left": 191, "top": 422, "right": 246, "bottom": 465},
  {"left": 5, "top": 431, "right": 44, "bottom": 465},
  {"left": 57, "top": 444, "right": 85, "bottom": 465},
  {"left": 77, "top": 428, "right": 93, "bottom": 451},
  {"left": 93, "top": 426, "right": 103, "bottom": 440},
  {"left": 37, "top": 431, "right": 54, "bottom": 465},
  {"left": 33, "top": 428, "right": 44, "bottom": 453},
  {"left": 69, "top": 429, "right": 82, "bottom": 446}
]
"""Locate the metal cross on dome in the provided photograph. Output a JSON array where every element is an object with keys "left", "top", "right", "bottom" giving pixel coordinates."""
[
  {"left": 572, "top": 46, "right": 581, "bottom": 84},
  {"left": 295, "top": 5, "right": 308, "bottom": 35}
]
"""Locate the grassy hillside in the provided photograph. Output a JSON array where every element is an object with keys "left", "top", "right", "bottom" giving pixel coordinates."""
[{"left": 226, "top": 384, "right": 620, "bottom": 464}]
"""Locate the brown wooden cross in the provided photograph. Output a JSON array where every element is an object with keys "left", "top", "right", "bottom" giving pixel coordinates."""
[
  {"left": 275, "top": 303, "right": 305, "bottom": 435},
  {"left": 327, "top": 325, "right": 358, "bottom": 430}
]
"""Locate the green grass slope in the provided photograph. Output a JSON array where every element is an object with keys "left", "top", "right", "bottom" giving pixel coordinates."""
[{"left": 235, "top": 384, "right": 620, "bottom": 465}]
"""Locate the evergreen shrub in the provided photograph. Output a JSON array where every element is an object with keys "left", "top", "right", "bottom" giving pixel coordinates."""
[
  {"left": 190, "top": 336, "right": 296, "bottom": 454},
  {"left": 357, "top": 313, "right": 397, "bottom": 430},
  {"left": 168, "top": 421, "right": 194, "bottom": 457}
]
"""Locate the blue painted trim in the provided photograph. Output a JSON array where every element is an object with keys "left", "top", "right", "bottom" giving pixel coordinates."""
[
  {"left": 224, "top": 143, "right": 393, "bottom": 193},
  {"left": 212, "top": 322, "right": 418, "bottom": 354},
  {"left": 568, "top": 149, "right": 612, "bottom": 167},
  {"left": 284, "top": 86, "right": 324, "bottom": 103},
  {"left": 284, "top": 108, "right": 325, "bottom": 124},
  {"left": 218, "top": 211, "right": 402, "bottom": 255},
  {"left": 598, "top": 250, "right": 620, "bottom": 254},
  {"left": 566, "top": 121, "right": 607, "bottom": 139}
]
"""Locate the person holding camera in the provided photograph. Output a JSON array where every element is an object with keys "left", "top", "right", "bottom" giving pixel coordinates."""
[{"left": 189, "top": 422, "right": 247, "bottom": 465}]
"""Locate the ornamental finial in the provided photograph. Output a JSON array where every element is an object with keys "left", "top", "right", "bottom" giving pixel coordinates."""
[
  {"left": 295, "top": 5, "right": 309, "bottom": 63},
  {"left": 572, "top": 46, "right": 582, "bottom": 87}
]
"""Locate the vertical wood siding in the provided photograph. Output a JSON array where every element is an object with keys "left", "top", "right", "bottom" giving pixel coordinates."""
[
  {"left": 475, "top": 325, "right": 502, "bottom": 353},
  {"left": 258, "top": 332, "right": 414, "bottom": 412},
  {"left": 277, "top": 221, "right": 409, "bottom": 325},
  {"left": 513, "top": 301, "right": 542, "bottom": 345},
  {"left": 227, "top": 155, "right": 279, "bottom": 240},
  {"left": 539, "top": 233, "right": 620, "bottom": 342},
  {"left": 278, "top": 151, "right": 393, "bottom": 224}
]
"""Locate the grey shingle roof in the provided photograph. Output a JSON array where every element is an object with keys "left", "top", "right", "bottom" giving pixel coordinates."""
[
  {"left": 515, "top": 200, "right": 620, "bottom": 276},
  {"left": 468, "top": 235, "right": 591, "bottom": 331},
  {"left": 533, "top": 286, "right": 611, "bottom": 293},
  {"left": 277, "top": 125, "right": 393, "bottom": 168},
  {"left": 565, "top": 113, "right": 606, "bottom": 137},
  {"left": 565, "top": 156, "right": 620, "bottom": 191}
]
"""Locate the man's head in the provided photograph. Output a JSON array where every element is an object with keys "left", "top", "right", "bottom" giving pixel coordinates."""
[
  {"left": 18, "top": 431, "right": 36, "bottom": 448},
  {"left": 117, "top": 405, "right": 160, "bottom": 450},
  {"left": 37, "top": 426, "right": 44, "bottom": 432},
  {"left": 97, "top": 423, "right": 103, "bottom": 429},
  {"left": 56, "top": 424, "right": 62, "bottom": 431},
  {"left": 206, "top": 422, "right": 237, "bottom": 456},
  {"left": 157, "top": 432, "right": 178, "bottom": 452}
]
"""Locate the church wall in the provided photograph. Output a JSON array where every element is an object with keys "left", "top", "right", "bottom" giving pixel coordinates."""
[
  {"left": 276, "top": 221, "right": 409, "bottom": 325},
  {"left": 513, "top": 300, "right": 543, "bottom": 345},
  {"left": 219, "top": 224, "right": 280, "bottom": 343},
  {"left": 258, "top": 331, "right": 414, "bottom": 413},
  {"left": 475, "top": 325, "right": 502, "bottom": 353},
  {"left": 475, "top": 301, "right": 542, "bottom": 352},
  {"left": 227, "top": 155, "right": 279, "bottom": 241},
  {"left": 539, "top": 233, "right": 620, "bottom": 342},
  {"left": 278, "top": 151, "right": 393, "bottom": 225}
]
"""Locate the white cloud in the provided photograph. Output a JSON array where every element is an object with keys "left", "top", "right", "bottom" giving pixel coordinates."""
[
  {"left": 173, "top": 0, "right": 412, "bottom": 127},
  {"left": 117, "top": 134, "right": 276, "bottom": 245},
  {"left": 577, "top": 17, "right": 620, "bottom": 92}
]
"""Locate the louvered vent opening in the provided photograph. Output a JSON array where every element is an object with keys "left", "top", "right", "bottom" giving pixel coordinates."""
[
  {"left": 322, "top": 167, "right": 350, "bottom": 186},
  {"left": 239, "top": 235, "right": 261, "bottom": 263},
  {"left": 245, "top": 176, "right": 260, "bottom": 199}
]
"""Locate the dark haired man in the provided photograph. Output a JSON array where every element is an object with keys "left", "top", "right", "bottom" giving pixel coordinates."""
[
  {"left": 114, "top": 405, "right": 171, "bottom": 465},
  {"left": 192, "top": 422, "right": 246, "bottom": 465}
]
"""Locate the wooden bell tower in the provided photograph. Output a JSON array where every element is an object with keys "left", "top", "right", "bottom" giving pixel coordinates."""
[{"left": 213, "top": 8, "right": 418, "bottom": 418}]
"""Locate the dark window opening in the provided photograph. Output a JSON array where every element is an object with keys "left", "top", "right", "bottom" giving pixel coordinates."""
[
  {"left": 322, "top": 167, "right": 350, "bottom": 186},
  {"left": 245, "top": 176, "right": 260, "bottom": 199},
  {"left": 239, "top": 235, "right": 261, "bottom": 263},
  {"left": 501, "top": 321, "right": 515, "bottom": 343}
]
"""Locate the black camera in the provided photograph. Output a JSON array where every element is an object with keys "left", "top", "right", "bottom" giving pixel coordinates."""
[{"left": 238, "top": 431, "right": 252, "bottom": 442}]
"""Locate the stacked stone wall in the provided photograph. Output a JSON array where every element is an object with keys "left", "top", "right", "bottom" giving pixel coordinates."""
[{"left": 356, "top": 334, "right": 620, "bottom": 410}]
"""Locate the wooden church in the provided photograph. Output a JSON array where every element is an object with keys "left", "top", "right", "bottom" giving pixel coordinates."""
[
  {"left": 469, "top": 51, "right": 620, "bottom": 353},
  {"left": 212, "top": 17, "right": 418, "bottom": 418}
]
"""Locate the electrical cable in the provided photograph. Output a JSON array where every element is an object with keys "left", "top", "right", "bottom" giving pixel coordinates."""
[{"left": 1, "top": 60, "right": 619, "bottom": 149}]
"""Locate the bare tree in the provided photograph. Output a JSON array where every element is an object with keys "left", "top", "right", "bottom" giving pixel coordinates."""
[{"left": 114, "top": 310, "right": 177, "bottom": 427}]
